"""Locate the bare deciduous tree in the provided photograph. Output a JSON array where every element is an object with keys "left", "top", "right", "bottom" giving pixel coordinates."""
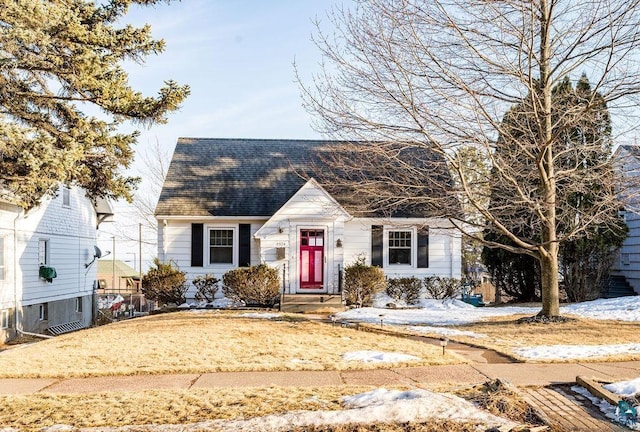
[{"left": 299, "top": 0, "right": 640, "bottom": 317}]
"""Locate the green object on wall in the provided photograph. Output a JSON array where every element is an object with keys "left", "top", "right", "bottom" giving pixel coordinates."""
[{"left": 39, "top": 265, "right": 57, "bottom": 283}]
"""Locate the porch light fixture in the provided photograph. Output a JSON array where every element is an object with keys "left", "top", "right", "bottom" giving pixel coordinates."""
[
  {"left": 278, "top": 224, "right": 284, "bottom": 233},
  {"left": 440, "top": 337, "right": 449, "bottom": 355},
  {"left": 336, "top": 238, "right": 343, "bottom": 248}
]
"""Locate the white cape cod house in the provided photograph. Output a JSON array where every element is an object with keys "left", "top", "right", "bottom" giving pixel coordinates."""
[
  {"left": 0, "top": 186, "right": 113, "bottom": 342},
  {"left": 155, "top": 138, "right": 462, "bottom": 302}
]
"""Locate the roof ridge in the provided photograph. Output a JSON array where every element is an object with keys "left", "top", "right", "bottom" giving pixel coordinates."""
[{"left": 176, "top": 137, "right": 344, "bottom": 143}]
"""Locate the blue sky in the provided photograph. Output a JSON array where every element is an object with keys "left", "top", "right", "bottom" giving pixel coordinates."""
[
  {"left": 122, "top": 1, "right": 338, "bottom": 162},
  {"left": 99, "top": 1, "right": 341, "bottom": 266}
]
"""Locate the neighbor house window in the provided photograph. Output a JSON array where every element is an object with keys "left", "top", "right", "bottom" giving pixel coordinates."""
[
  {"left": 38, "top": 239, "right": 49, "bottom": 265},
  {"left": 76, "top": 297, "right": 83, "bottom": 313},
  {"left": 1, "top": 310, "right": 9, "bottom": 329},
  {"left": 39, "top": 303, "right": 48, "bottom": 321},
  {"left": 0, "top": 237, "right": 4, "bottom": 280},
  {"left": 388, "top": 231, "right": 412, "bottom": 265},
  {"left": 622, "top": 253, "right": 631, "bottom": 266},
  {"left": 209, "top": 229, "right": 233, "bottom": 264},
  {"left": 62, "top": 187, "right": 70, "bottom": 207}
]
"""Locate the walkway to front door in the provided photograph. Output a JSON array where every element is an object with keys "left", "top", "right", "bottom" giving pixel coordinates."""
[{"left": 300, "top": 229, "right": 324, "bottom": 289}]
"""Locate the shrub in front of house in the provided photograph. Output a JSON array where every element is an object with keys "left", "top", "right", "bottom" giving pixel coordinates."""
[
  {"left": 423, "top": 276, "right": 462, "bottom": 300},
  {"left": 386, "top": 276, "right": 422, "bottom": 305},
  {"left": 142, "top": 258, "right": 188, "bottom": 306},
  {"left": 343, "top": 260, "right": 386, "bottom": 307},
  {"left": 222, "top": 264, "right": 280, "bottom": 307},
  {"left": 192, "top": 273, "right": 220, "bottom": 303}
]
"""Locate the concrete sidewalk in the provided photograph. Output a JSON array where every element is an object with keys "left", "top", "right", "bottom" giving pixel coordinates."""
[{"left": 3, "top": 361, "right": 640, "bottom": 395}]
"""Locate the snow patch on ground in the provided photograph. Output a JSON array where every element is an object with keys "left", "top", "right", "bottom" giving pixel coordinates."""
[
  {"left": 605, "top": 377, "right": 640, "bottom": 397},
  {"left": 39, "top": 388, "right": 517, "bottom": 432},
  {"left": 405, "top": 325, "right": 487, "bottom": 338},
  {"left": 338, "top": 299, "right": 536, "bottom": 326},
  {"left": 514, "top": 343, "right": 640, "bottom": 360},
  {"left": 342, "top": 350, "right": 421, "bottom": 363},
  {"left": 234, "top": 312, "right": 282, "bottom": 319},
  {"left": 562, "top": 297, "right": 640, "bottom": 322}
]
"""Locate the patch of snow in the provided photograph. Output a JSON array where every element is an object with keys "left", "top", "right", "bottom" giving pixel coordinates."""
[
  {"left": 405, "top": 325, "right": 487, "bottom": 338},
  {"left": 562, "top": 297, "right": 640, "bottom": 321},
  {"left": 342, "top": 350, "right": 421, "bottom": 363},
  {"left": 52, "top": 387, "right": 516, "bottom": 432},
  {"left": 605, "top": 377, "right": 640, "bottom": 397},
  {"left": 337, "top": 299, "right": 535, "bottom": 326},
  {"left": 209, "top": 297, "right": 240, "bottom": 308},
  {"left": 514, "top": 343, "right": 640, "bottom": 360},
  {"left": 340, "top": 296, "right": 640, "bottom": 328},
  {"left": 235, "top": 312, "right": 282, "bottom": 319}
]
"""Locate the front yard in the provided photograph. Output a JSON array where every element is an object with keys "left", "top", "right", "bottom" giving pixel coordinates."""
[
  {"left": 0, "top": 310, "right": 462, "bottom": 379},
  {"left": 3, "top": 298, "right": 640, "bottom": 431}
]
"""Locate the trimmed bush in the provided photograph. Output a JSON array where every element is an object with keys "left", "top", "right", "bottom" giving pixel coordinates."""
[
  {"left": 222, "top": 264, "right": 280, "bottom": 307},
  {"left": 192, "top": 274, "right": 220, "bottom": 302},
  {"left": 343, "top": 260, "right": 386, "bottom": 307},
  {"left": 142, "top": 258, "right": 188, "bottom": 306},
  {"left": 423, "top": 276, "right": 463, "bottom": 300},
  {"left": 386, "top": 277, "right": 422, "bottom": 305}
]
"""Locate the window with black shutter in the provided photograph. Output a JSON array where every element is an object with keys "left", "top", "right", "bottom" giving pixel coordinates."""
[
  {"left": 371, "top": 225, "right": 383, "bottom": 267},
  {"left": 417, "top": 229, "right": 429, "bottom": 268},
  {"left": 191, "top": 223, "right": 204, "bottom": 267},
  {"left": 238, "top": 224, "right": 251, "bottom": 267}
]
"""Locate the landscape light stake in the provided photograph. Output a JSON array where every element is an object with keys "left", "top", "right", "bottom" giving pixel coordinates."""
[
  {"left": 440, "top": 337, "right": 448, "bottom": 355},
  {"left": 379, "top": 314, "right": 384, "bottom": 328}
]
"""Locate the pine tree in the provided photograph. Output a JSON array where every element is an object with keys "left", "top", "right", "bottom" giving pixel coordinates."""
[
  {"left": 0, "top": 0, "right": 189, "bottom": 209},
  {"left": 483, "top": 75, "right": 626, "bottom": 302}
]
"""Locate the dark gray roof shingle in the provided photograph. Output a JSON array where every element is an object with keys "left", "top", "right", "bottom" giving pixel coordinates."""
[{"left": 155, "top": 138, "right": 452, "bottom": 218}]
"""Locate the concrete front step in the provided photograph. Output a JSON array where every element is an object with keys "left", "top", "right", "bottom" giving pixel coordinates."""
[{"left": 280, "top": 294, "right": 344, "bottom": 313}]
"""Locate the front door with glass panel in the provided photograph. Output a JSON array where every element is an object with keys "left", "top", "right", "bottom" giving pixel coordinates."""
[{"left": 299, "top": 229, "right": 324, "bottom": 289}]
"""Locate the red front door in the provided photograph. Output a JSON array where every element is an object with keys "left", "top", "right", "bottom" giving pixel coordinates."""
[{"left": 300, "top": 229, "right": 324, "bottom": 289}]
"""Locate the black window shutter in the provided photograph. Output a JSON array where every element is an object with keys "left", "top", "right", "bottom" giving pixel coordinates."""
[
  {"left": 191, "top": 223, "right": 204, "bottom": 267},
  {"left": 371, "top": 225, "right": 383, "bottom": 267},
  {"left": 238, "top": 224, "right": 251, "bottom": 267},
  {"left": 417, "top": 229, "right": 429, "bottom": 268}
]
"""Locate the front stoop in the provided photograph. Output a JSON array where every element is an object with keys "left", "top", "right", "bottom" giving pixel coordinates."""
[{"left": 280, "top": 294, "right": 345, "bottom": 313}]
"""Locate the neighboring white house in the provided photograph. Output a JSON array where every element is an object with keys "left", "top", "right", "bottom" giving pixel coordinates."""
[
  {"left": 0, "top": 186, "right": 113, "bottom": 342},
  {"left": 155, "top": 138, "right": 462, "bottom": 300},
  {"left": 612, "top": 144, "right": 640, "bottom": 294}
]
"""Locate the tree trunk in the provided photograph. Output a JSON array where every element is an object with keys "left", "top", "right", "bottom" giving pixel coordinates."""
[
  {"left": 537, "top": 0, "right": 560, "bottom": 318},
  {"left": 539, "top": 244, "right": 560, "bottom": 316}
]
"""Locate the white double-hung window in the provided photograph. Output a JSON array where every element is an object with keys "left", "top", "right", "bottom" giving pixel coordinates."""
[
  {"left": 209, "top": 228, "right": 234, "bottom": 264},
  {"left": 388, "top": 230, "right": 412, "bottom": 265}
]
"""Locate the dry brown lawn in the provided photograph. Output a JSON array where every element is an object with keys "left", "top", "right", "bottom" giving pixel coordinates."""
[
  {"left": 398, "top": 314, "right": 640, "bottom": 362},
  {"left": 0, "top": 311, "right": 464, "bottom": 378},
  {"left": 0, "top": 385, "right": 378, "bottom": 431}
]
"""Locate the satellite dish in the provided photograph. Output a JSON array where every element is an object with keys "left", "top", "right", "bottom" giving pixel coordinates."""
[{"left": 94, "top": 246, "right": 102, "bottom": 259}]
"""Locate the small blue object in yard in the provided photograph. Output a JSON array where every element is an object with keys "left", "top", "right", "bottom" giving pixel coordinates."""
[
  {"left": 616, "top": 400, "right": 638, "bottom": 427},
  {"left": 461, "top": 293, "right": 485, "bottom": 307}
]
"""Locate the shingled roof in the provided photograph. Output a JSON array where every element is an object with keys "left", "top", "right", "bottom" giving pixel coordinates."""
[{"left": 155, "top": 138, "right": 453, "bottom": 218}]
